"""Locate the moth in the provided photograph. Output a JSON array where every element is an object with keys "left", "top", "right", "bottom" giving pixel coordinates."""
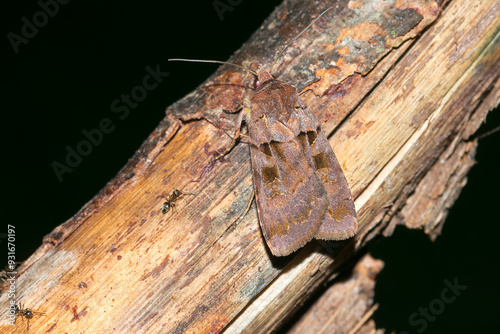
[{"left": 169, "top": 9, "right": 357, "bottom": 256}]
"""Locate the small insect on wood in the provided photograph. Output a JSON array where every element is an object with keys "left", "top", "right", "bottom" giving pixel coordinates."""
[
  {"left": 14, "top": 303, "right": 46, "bottom": 332},
  {"left": 160, "top": 189, "right": 195, "bottom": 214},
  {"left": 169, "top": 8, "right": 357, "bottom": 256}
]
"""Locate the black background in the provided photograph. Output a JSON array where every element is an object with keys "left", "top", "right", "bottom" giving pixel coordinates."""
[{"left": 2, "top": 1, "right": 498, "bottom": 333}]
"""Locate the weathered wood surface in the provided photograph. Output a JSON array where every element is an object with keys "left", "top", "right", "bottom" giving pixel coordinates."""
[
  {"left": 1, "top": 0, "right": 499, "bottom": 333},
  {"left": 285, "top": 253, "right": 385, "bottom": 334}
]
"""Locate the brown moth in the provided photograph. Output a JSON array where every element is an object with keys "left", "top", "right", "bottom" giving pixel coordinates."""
[
  {"left": 169, "top": 9, "right": 357, "bottom": 256},
  {"left": 242, "top": 70, "right": 357, "bottom": 256}
]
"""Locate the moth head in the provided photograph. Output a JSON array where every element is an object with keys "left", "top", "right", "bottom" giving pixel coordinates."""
[{"left": 256, "top": 71, "right": 274, "bottom": 87}]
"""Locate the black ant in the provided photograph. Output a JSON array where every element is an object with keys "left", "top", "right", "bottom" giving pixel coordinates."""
[
  {"left": 160, "top": 189, "right": 195, "bottom": 214},
  {"left": 14, "top": 303, "right": 46, "bottom": 332}
]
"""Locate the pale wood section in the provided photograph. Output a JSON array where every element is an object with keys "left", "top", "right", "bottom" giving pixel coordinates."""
[{"left": 0, "top": 0, "right": 498, "bottom": 333}]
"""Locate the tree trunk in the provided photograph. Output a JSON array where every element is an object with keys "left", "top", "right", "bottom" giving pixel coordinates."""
[{"left": 1, "top": 0, "right": 498, "bottom": 333}]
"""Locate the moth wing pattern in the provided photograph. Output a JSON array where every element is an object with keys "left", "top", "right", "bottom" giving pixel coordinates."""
[
  {"left": 248, "top": 78, "right": 330, "bottom": 256},
  {"left": 249, "top": 135, "right": 330, "bottom": 256},
  {"left": 295, "top": 99, "right": 357, "bottom": 240},
  {"left": 248, "top": 74, "right": 357, "bottom": 256}
]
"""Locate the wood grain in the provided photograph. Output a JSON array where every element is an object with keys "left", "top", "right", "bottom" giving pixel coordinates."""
[{"left": 0, "top": 0, "right": 498, "bottom": 333}]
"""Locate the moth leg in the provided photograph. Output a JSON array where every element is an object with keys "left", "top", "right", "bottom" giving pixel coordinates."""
[
  {"left": 210, "top": 123, "right": 241, "bottom": 162},
  {"left": 239, "top": 133, "right": 250, "bottom": 144},
  {"left": 241, "top": 61, "right": 259, "bottom": 82},
  {"left": 235, "top": 188, "right": 255, "bottom": 224},
  {"left": 221, "top": 128, "right": 250, "bottom": 144},
  {"left": 242, "top": 70, "right": 251, "bottom": 83},
  {"left": 211, "top": 98, "right": 251, "bottom": 162}
]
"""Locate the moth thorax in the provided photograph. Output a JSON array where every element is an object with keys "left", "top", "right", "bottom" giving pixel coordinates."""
[{"left": 257, "top": 71, "right": 274, "bottom": 86}]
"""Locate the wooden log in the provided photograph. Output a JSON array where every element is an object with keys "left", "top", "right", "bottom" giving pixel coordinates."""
[
  {"left": 0, "top": 0, "right": 498, "bottom": 333},
  {"left": 285, "top": 253, "right": 385, "bottom": 334}
]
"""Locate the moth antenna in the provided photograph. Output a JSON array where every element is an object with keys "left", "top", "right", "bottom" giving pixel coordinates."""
[
  {"left": 270, "top": 7, "right": 333, "bottom": 74},
  {"left": 168, "top": 58, "right": 258, "bottom": 77}
]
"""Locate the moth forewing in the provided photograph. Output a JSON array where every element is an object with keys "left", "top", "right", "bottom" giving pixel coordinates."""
[
  {"left": 249, "top": 71, "right": 352, "bottom": 256},
  {"left": 294, "top": 99, "right": 358, "bottom": 240}
]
